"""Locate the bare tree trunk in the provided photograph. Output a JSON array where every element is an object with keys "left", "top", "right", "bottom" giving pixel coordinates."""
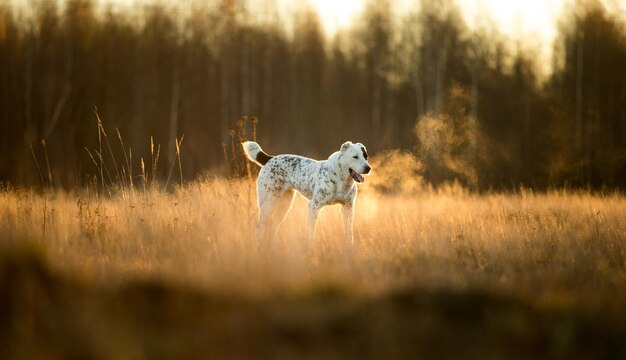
[
  {"left": 434, "top": 42, "right": 448, "bottom": 114},
  {"left": 241, "top": 28, "right": 250, "bottom": 116},
  {"left": 575, "top": 26, "right": 585, "bottom": 183},
  {"left": 133, "top": 68, "right": 144, "bottom": 148},
  {"left": 168, "top": 65, "right": 180, "bottom": 161},
  {"left": 249, "top": 35, "right": 258, "bottom": 116},
  {"left": 423, "top": 27, "right": 434, "bottom": 113},
  {"left": 262, "top": 31, "right": 273, "bottom": 129},
  {"left": 575, "top": 28, "right": 584, "bottom": 158},
  {"left": 470, "top": 42, "right": 479, "bottom": 183},
  {"left": 288, "top": 51, "right": 298, "bottom": 150},
  {"left": 45, "top": 10, "right": 74, "bottom": 139},
  {"left": 414, "top": 50, "right": 424, "bottom": 117},
  {"left": 470, "top": 45, "right": 479, "bottom": 123},
  {"left": 24, "top": 22, "right": 34, "bottom": 137},
  {"left": 371, "top": 68, "right": 381, "bottom": 145},
  {"left": 219, "top": 55, "right": 230, "bottom": 143}
]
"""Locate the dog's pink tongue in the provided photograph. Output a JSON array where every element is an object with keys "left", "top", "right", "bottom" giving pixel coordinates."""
[{"left": 357, "top": 173, "right": 365, "bottom": 183}]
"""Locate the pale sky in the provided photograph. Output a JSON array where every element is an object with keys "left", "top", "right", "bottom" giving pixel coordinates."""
[
  {"left": 278, "top": 0, "right": 565, "bottom": 76},
  {"left": 14, "top": 0, "right": 625, "bottom": 42},
  {"left": 298, "top": 0, "right": 565, "bottom": 39},
  {"left": 285, "top": 0, "right": 625, "bottom": 75}
]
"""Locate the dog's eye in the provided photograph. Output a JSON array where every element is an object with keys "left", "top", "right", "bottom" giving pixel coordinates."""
[{"left": 353, "top": 156, "right": 358, "bottom": 159}]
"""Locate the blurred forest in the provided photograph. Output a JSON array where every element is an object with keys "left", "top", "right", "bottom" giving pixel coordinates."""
[{"left": 0, "top": 0, "right": 625, "bottom": 190}]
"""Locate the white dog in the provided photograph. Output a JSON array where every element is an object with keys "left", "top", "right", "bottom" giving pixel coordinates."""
[{"left": 242, "top": 141, "right": 371, "bottom": 246}]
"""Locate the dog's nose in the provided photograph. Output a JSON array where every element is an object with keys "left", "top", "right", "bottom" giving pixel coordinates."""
[{"left": 363, "top": 166, "right": 371, "bottom": 174}]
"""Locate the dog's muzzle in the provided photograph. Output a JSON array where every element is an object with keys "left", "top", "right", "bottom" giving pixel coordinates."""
[{"left": 349, "top": 168, "right": 365, "bottom": 183}]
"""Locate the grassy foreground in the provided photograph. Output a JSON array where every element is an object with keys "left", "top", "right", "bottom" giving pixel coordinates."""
[{"left": 1, "top": 179, "right": 625, "bottom": 358}]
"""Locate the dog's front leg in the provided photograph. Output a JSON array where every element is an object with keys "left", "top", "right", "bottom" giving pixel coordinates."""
[
  {"left": 340, "top": 203, "right": 354, "bottom": 246},
  {"left": 306, "top": 201, "right": 322, "bottom": 244}
]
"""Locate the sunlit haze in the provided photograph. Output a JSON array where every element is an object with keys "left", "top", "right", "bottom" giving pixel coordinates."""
[
  {"left": 304, "top": 0, "right": 366, "bottom": 35},
  {"left": 13, "top": 0, "right": 626, "bottom": 45},
  {"left": 10, "top": 0, "right": 584, "bottom": 68}
]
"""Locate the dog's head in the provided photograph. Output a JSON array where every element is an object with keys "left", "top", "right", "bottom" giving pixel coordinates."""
[{"left": 340, "top": 141, "right": 371, "bottom": 183}]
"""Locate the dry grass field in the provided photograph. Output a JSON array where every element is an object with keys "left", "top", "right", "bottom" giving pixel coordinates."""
[{"left": 1, "top": 176, "right": 626, "bottom": 358}]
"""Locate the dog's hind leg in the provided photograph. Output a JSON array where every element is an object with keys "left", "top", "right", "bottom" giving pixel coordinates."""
[
  {"left": 274, "top": 190, "right": 296, "bottom": 229},
  {"left": 256, "top": 193, "right": 277, "bottom": 249},
  {"left": 256, "top": 188, "right": 291, "bottom": 250}
]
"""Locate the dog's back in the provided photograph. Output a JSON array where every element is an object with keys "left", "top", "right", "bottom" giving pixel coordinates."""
[
  {"left": 262, "top": 155, "right": 319, "bottom": 199},
  {"left": 243, "top": 142, "right": 319, "bottom": 200}
]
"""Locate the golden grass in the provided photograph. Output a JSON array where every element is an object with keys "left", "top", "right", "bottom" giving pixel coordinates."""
[
  {"left": 2, "top": 179, "right": 625, "bottom": 302},
  {"left": 2, "top": 179, "right": 626, "bottom": 358}
]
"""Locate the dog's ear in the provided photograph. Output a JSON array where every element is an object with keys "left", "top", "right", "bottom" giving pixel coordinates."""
[{"left": 340, "top": 141, "right": 352, "bottom": 152}]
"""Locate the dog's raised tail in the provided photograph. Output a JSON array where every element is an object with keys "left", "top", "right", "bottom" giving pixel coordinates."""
[{"left": 242, "top": 141, "right": 273, "bottom": 166}]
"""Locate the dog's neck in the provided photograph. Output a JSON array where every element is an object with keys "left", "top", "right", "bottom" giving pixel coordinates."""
[{"left": 328, "top": 151, "right": 355, "bottom": 189}]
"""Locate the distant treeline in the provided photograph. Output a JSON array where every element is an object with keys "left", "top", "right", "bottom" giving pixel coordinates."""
[{"left": 0, "top": 0, "right": 625, "bottom": 189}]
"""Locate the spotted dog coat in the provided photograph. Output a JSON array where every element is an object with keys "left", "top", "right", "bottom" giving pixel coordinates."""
[{"left": 242, "top": 141, "right": 371, "bottom": 246}]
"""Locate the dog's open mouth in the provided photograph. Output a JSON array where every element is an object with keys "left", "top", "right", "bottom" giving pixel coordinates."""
[{"left": 349, "top": 168, "right": 365, "bottom": 183}]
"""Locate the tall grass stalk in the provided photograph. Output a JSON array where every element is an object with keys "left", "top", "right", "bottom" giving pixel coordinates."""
[
  {"left": 116, "top": 128, "right": 132, "bottom": 194},
  {"left": 164, "top": 135, "right": 184, "bottom": 191},
  {"left": 150, "top": 136, "right": 161, "bottom": 189},
  {"left": 177, "top": 135, "right": 184, "bottom": 187}
]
